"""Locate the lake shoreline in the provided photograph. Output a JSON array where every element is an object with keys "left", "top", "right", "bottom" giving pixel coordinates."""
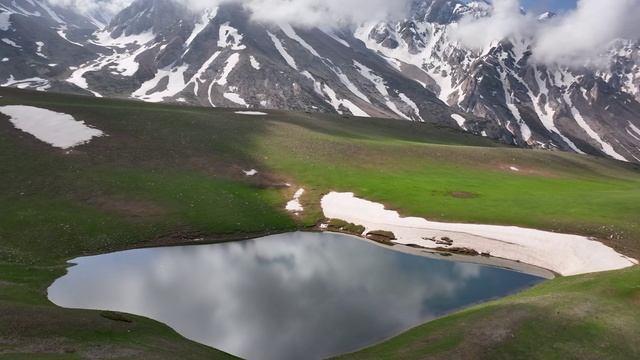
[
  {"left": 49, "top": 232, "right": 545, "bottom": 360},
  {"left": 68, "top": 226, "right": 555, "bottom": 279}
]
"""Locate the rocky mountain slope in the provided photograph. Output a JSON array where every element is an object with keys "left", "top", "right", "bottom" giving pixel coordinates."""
[
  {"left": 363, "top": 0, "right": 640, "bottom": 161},
  {"left": 1, "top": 0, "right": 639, "bottom": 161}
]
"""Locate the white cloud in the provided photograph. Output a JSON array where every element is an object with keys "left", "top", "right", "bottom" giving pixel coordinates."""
[
  {"left": 48, "top": 0, "right": 639, "bottom": 66},
  {"left": 186, "top": 0, "right": 411, "bottom": 28},
  {"left": 48, "top": 0, "right": 411, "bottom": 28},
  {"left": 533, "top": 0, "right": 640, "bottom": 65},
  {"left": 452, "top": 0, "right": 536, "bottom": 51},
  {"left": 453, "top": 0, "right": 640, "bottom": 67},
  {"left": 47, "top": 0, "right": 133, "bottom": 18}
]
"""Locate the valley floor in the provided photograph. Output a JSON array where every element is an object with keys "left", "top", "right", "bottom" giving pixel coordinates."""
[{"left": 1, "top": 88, "right": 639, "bottom": 359}]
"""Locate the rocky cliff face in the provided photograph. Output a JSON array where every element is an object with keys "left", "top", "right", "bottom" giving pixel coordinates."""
[
  {"left": 361, "top": 0, "right": 640, "bottom": 161},
  {"left": 1, "top": 0, "right": 639, "bottom": 162}
]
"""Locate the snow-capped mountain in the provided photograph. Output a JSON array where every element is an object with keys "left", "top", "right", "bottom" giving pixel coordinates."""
[
  {"left": 2, "top": 0, "right": 639, "bottom": 162},
  {"left": 361, "top": 0, "right": 640, "bottom": 161},
  {"left": 0, "top": 0, "right": 106, "bottom": 91}
]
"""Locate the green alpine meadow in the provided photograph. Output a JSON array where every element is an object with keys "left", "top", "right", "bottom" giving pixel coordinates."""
[{"left": 1, "top": 87, "right": 639, "bottom": 359}]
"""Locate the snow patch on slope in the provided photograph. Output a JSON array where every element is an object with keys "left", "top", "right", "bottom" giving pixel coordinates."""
[
  {"left": 321, "top": 192, "right": 638, "bottom": 276},
  {"left": 354, "top": 60, "right": 408, "bottom": 119},
  {"left": 324, "top": 31, "right": 350, "bottom": 48},
  {"left": 214, "top": 53, "right": 240, "bottom": 86},
  {"left": 498, "top": 65, "right": 532, "bottom": 142},
  {"left": 627, "top": 122, "right": 640, "bottom": 142},
  {"left": 35, "top": 41, "right": 46, "bottom": 58},
  {"left": 531, "top": 69, "right": 583, "bottom": 153},
  {"left": 0, "top": 105, "right": 103, "bottom": 149},
  {"left": 224, "top": 91, "right": 248, "bottom": 107},
  {"left": 280, "top": 25, "right": 370, "bottom": 108},
  {"left": 2, "top": 38, "right": 20, "bottom": 48},
  {"left": 563, "top": 92, "right": 627, "bottom": 161},
  {"left": 185, "top": 8, "right": 217, "bottom": 48},
  {"left": 451, "top": 114, "right": 466, "bottom": 129},
  {"left": 249, "top": 56, "right": 261, "bottom": 70},
  {"left": 286, "top": 188, "right": 305, "bottom": 213},
  {"left": 56, "top": 25, "right": 83, "bottom": 47},
  {"left": 91, "top": 30, "right": 155, "bottom": 48},
  {"left": 399, "top": 93, "right": 422, "bottom": 121},
  {"left": 0, "top": 12, "right": 11, "bottom": 31},
  {"left": 321, "top": 83, "right": 368, "bottom": 117},
  {"left": 268, "top": 31, "right": 297, "bottom": 70},
  {"left": 218, "top": 23, "right": 246, "bottom": 50},
  {"left": 235, "top": 111, "right": 267, "bottom": 116},
  {"left": 132, "top": 64, "right": 189, "bottom": 102},
  {"left": 2, "top": 75, "right": 50, "bottom": 91}
]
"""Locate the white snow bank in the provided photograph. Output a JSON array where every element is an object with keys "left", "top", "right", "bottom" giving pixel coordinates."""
[
  {"left": 510, "top": 166, "right": 520, "bottom": 172},
  {"left": 286, "top": 188, "right": 305, "bottom": 213},
  {"left": 0, "top": 12, "right": 11, "bottom": 31},
  {"left": 2, "top": 38, "right": 20, "bottom": 48},
  {"left": 215, "top": 53, "right": 240, "bottom": 86},
  {"left": 218, "top": 23, "right": 246, "bottom": 50},
  {"left": 2, "top": 75, "right": 50, "bottom": 91},
  {"left": 35, "top": 41, "right": 46, "bottom": 58},
  {"left": 564, "top": 94, "right": 627, "bottom": 161},
  {"left": 249, "top": 56, "right": 261, "bottom": 70},
  {"left": 627, "top": 122, "right": 640, "bottom": 141},
  {"left": 451, "top": 114, "right": 466, "bottom": 129},
  {"left": 324, "top": 31, "right": 350, "bottom": 48},
  {"left": 223, "top": 92, "right": 248, "bottom": 107},
  {"left": 0, "top": 105, "right": 104, "bottom": 149},
  {"left": 268, "top": 32, "right": 297, "bottom": 70},
  {"left": 234, "top": 111, "right": 267, "bottom": 116},
  {"left": 185, "top": 8, "right": 217, "bottom": 48},
  {"left": 243, "top": 169, "right": 258, "bottom": 176},
  {"left": 91, "top": 30, "right": 155, "bottom": 48},
  {"left": 321, "top": 192, "right": 637, "bottom": 276}
]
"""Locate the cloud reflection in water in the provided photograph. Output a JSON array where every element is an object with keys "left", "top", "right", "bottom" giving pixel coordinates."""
[{"left": 49, "top": 232, "right": 542, "bottom": 360}]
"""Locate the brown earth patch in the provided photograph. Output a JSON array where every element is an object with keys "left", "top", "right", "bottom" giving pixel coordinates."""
[
  {"left": 397, "top": 305, "right": 534, "bottom": 360},
  {"left": 632, "top": 289, "right": 640, "bottom": 305},
  {"left": 448, "top": 191, "right": 479, "bottom": 199},
  {"left": 85, "top": 196, "right": 167, "bottom": 219}
]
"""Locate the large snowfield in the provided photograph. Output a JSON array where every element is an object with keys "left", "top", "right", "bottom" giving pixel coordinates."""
[{"left": 322, "top": 192, "right": 638, "bottom": 276}]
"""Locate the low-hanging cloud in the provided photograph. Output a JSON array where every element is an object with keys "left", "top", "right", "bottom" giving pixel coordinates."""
[
  {"left": 533, "top": 0, "right": 640, "bottom": 65},
  {"left": 48, "top": 0, "right": 640, "bottom": 66},
  {"left": 453, "top": 0, "right": 640, "bottom": 67},
  {"left": 452, "top": 0, "right": 535, "bottom": 50},
  {"left": 47, "top": 0, "right": 133, "bottom": 18},
  {"left": 47, "top": 0, "right": 412, "bottom": 28},
  {"left": 183, "top": 0, "right": 412, "bottom": 28}
]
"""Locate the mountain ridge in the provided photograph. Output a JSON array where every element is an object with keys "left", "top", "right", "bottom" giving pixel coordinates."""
[{"left": 1, "top": 0, "right": 639, "bottom": 161}]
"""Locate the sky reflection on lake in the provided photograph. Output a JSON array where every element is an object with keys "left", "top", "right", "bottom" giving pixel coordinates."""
[{"left": 49, "top": 232, "right": 543, "bottom": 360}]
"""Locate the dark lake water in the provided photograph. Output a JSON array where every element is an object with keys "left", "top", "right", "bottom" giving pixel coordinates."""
[{"left": 48, "top": 232, "right": 544, "bottom": 360}]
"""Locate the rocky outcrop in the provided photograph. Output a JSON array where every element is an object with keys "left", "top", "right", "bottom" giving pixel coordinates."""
[{"left": 365, "top": 230, "right": 397, "bottom": 245}]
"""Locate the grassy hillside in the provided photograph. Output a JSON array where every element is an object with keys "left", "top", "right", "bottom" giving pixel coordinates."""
[
  {"left": 340, "top": 267, "right": 640, "bottom": 360},
  {"left": 0, "top": 87, "right": 639, "bottom": 359}
]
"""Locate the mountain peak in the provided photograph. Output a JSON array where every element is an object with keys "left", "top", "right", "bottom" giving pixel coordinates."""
[{"left": 107, "top": 0, "right": 191, "bottom": 38}]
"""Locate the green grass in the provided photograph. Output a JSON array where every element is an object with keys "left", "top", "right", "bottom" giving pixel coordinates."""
[
  {"left": 254, "top": 122, "right": 640, "bottom": 258},
  {"left": 1, "top": 87, "right": 639, "bottom": 359},
  {"left": 340, "top": 267, "right": 640, "bottom": 359}
]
